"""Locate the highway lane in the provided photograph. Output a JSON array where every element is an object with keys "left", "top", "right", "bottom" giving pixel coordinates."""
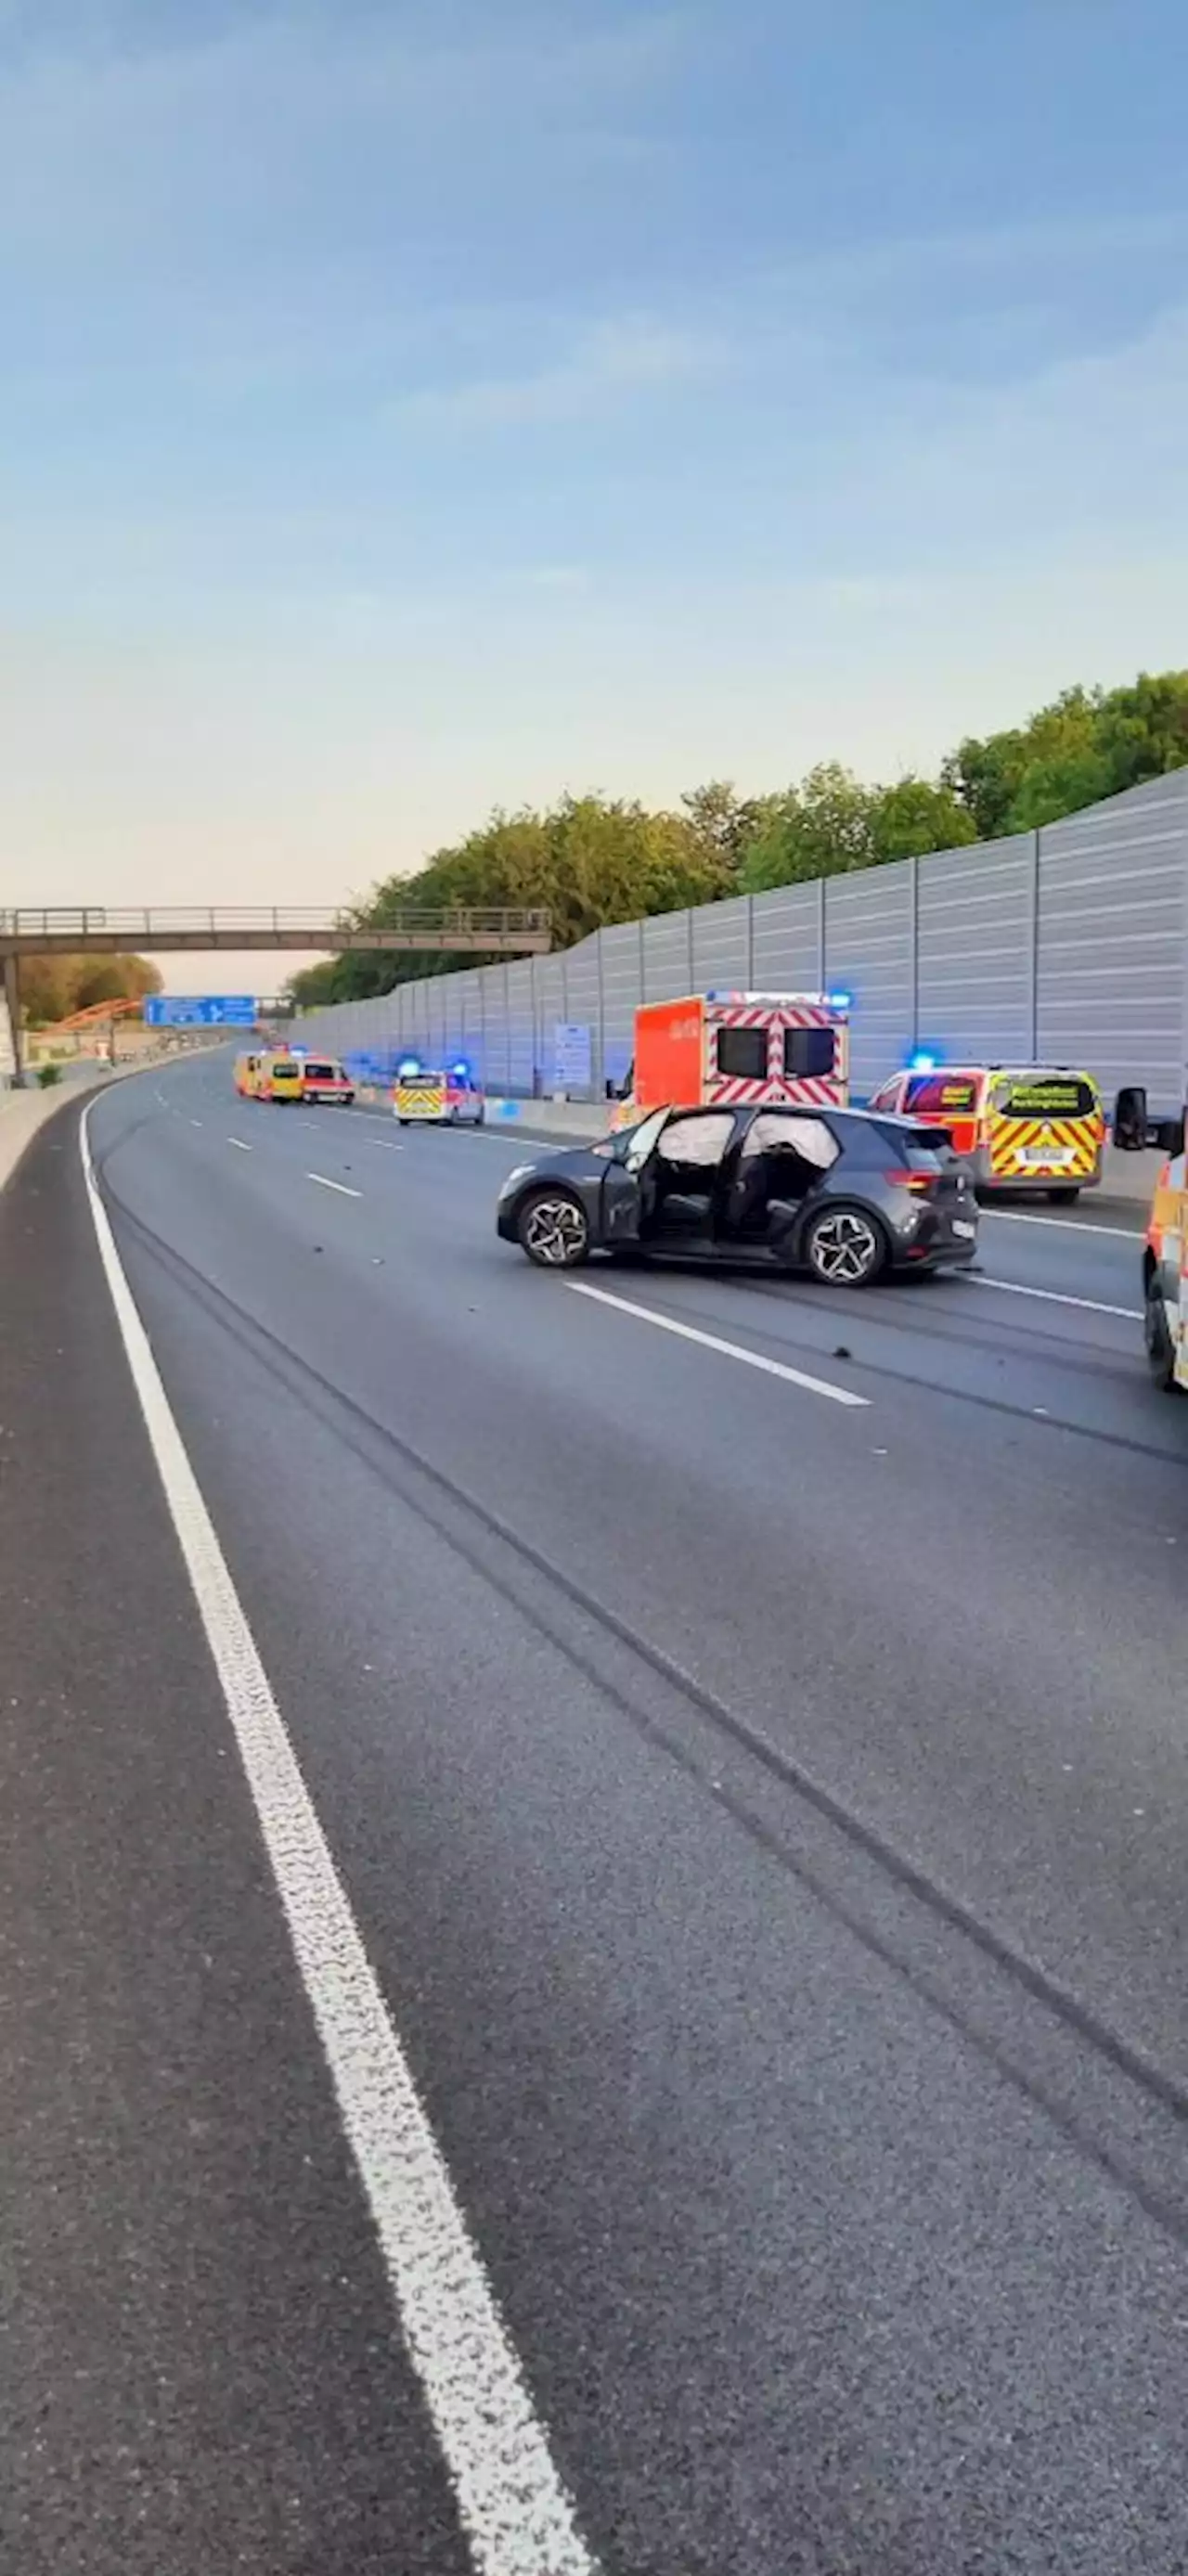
[{"left": 4, "top": 1054, "right": 1188, "bottom": 2575}]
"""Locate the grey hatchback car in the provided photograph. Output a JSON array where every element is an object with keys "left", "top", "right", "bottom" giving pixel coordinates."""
[{"left": 497, "top": 1103, "right": 979, "bottom": 1286}]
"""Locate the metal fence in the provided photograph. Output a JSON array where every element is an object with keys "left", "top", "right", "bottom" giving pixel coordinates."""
[{"left": 295, "top": 772, "right": 1188, "bottom": 1112}]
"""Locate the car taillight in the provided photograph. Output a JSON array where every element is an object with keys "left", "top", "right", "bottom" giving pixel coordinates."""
[{"left": 885, "top": 1169, "right": 934, "bottom": 1192}]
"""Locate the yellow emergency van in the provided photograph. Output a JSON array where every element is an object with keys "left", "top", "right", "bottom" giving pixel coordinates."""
[
  {"left": 1143, "top": 1114, "right": 1187, "bottom": 1390},
  {"left": 257, "top": 1049, "right": 303, "bottom": 1103}
]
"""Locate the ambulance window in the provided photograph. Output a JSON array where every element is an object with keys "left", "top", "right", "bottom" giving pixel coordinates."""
[
  {"left": 655, "top": 1112, "right": 735, "bottom": 1167},
  {"left": 904, "top": 1075, "right": 978, "bottom": 1114},
  {"left": 716, "top": 1025, "right": 768, "bottom": 1080},
  {"left": 783, "top": 1026, "right": 836, "bottom": 1078},
  {"left": 305, "top": 1062, "right": 334, "bottom": 1081}
]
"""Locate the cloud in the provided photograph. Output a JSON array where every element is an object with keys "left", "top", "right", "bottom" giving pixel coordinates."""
[{"left": 392, "top": 316, "right": 719, "bottom": 429}]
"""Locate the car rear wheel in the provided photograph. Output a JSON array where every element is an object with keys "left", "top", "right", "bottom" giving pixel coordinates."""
[
  {"left": 802, "top": 1204, "right": 886, "bottom": 1289},
  {"left": 517, "top": 1188, "right": 590, "bottom": 1268},
  {"left": 1047, "top": 1186, "right": 1079, "bottom": 1204},
  {"left": 1144, "top": 1270, "right": 1178, "bottom": 1390}
]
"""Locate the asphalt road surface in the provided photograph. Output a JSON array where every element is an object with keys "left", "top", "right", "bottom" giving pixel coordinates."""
[{"left": 3, "top": 1054, "right": 1186, "bottom": 2576}]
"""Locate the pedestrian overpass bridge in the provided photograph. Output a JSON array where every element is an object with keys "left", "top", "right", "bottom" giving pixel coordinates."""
[{"left": 0, "top": 906, "right": 551, "bottom": 1084}]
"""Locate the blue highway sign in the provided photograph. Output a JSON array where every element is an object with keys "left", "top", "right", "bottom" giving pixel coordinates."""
[{"left": 143, "top": 996, "right": 258, "bottom": 1028}]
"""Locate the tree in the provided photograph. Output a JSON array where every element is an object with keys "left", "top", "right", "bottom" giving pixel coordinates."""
[
  {"left": 680, "top": 781, "right": 780, "bottom": 890},
  {"left": 943, "top": 670, "right": 1188, "bottom": 836},
  {"left": 739, "top": 764, "right": 878, "bottom": 892},
  {"left": 870, "top": 777, "right": 978, "bottom": 863},
  {"left": 19, "top": 951, "right": 161, "bottom": 1025},
  {"left": 292, "top": 792, "right": 730, "bottom": 1006}
]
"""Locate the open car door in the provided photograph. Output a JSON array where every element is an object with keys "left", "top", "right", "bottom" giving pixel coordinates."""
[{"left": 598, "top": 1108, "right": 668, "bottom": 1244}]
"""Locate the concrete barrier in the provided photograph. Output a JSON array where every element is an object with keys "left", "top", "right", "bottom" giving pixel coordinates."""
[{"left": 484, "top": 1097, "right": 608, "bottom": 1140}]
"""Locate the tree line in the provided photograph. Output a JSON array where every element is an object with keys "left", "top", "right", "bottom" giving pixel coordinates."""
[
  {"left": 290, "top": 667, "right": 1188, "bottom": 1009},
  {"left": 19, "top": 953, "right": 162, "bottom": 1027}
]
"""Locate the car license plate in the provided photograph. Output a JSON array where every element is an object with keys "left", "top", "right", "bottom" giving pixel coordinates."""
[
  {"left": 1022, "top": 1145, "right": 1072, "bottom": 1166},
  {"left": 953, "top": 1217, "right": 976, "bottom": 1240}
]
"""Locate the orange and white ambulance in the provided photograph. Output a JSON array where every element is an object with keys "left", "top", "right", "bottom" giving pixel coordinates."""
[
  {"left": 612, "top": 990, "right": 850, "bottom": 1127},
  {"left": 868, "top": 1062, "right": 1105, "bottom": 1204}
]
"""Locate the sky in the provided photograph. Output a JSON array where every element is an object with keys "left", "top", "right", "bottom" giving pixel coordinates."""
[{"left": 1, "top": 0, "right": 1186, "bottom": 988}]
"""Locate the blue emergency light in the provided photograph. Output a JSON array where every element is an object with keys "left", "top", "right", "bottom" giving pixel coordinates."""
[
  {"left": 909, "top": 1050, "right": 938, "bottom": 1074},
  {"left": 828, "top": 990, "right": 852, "bottom": 1011},
  {"left": 450, "top": 1058, "right": 470, "bottom": 1079},
  {"left": 396, "top": 1056, "right": 421, "bottom": 1077}
]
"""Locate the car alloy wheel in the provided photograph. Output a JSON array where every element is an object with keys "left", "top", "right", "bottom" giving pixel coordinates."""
[
  {"left": 805, "top": 1205, "right": 884, "bottom": 1287},
  {"left": 519, "top": 1191, "right": 589, "bottom": 1268}
]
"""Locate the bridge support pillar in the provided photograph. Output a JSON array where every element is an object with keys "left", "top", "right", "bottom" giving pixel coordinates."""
[{"left": 3, "top": 953, "right": 24, "bottom": 1088}]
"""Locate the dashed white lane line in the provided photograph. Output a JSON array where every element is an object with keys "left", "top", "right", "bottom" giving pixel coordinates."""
[
  {"left": 366, "top": 1139, "right": 405, "bottom": 1153},
  {"left": 960, "top": 1274, "right": 1142, "bottom": 1321},
  {"left": 79, "top": 1101, "right": 599, "bottom": 2576},
  {"left": 981, "top": 1208, "right": 1142, "bottom": 1243},
  {"left": 189, "top": 1119, "right": 203, "bottom": 1128},
  {"left": 227, "top": 1137, "right": 252, "bottom": 1153},
  {"left": 306, "top": 1170, "right": 363, "bottom": 1198},
  {"left": 566, "top": 1279, "right": 869, "bottom": 1408}
]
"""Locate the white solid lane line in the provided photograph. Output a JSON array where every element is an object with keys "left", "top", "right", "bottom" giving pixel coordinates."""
[
  {"left": 227, "top": 1137, "right": 252, "bottom": 1152},
  {"left": 567, "top": 1280, "right": 869, "bottom": 1408},
  {"left": 959, "top": 1274, "right": 1142, "bottom": 1321},
  {"left": 79, "top": 1102, "right": 598, "bottom": 2576},
  {"left": 981, "top": 1207, "right": 1142, "bottom": 1243},
  {"left": 306, "top": 1171, "right": 363, "bottom": 1198}
]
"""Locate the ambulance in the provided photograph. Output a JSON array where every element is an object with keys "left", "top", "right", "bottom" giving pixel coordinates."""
[
  {"left": 256, "top": 1047, "right": 304, "bottom": 1104},
  {"left": 392, "top": 1058, "right": 485, "bottom": 1127},
  {"left": 611, "top": 991, "right": 850, "bottom": 1127},
  {"left": 233, "top": 1050, "right": 262, "bottom": 1097},
  {"left": 1143, "top": 1109, "right": 1188, "bottom": 1391},
  {"left": 867, "top": 1061, "right": 1105, "bottom": 1203}
]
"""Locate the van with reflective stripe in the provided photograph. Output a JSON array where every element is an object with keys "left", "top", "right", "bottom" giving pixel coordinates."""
[
  {"left": 1143, "top": 1129, "right": 1187, "bottom": 1389},
  {"left": 868, "top": 1063, "right": 1104, "bottom": 1204},
  {"left": 257, "top": 1050, "right": 303, "bottom": 1102}
]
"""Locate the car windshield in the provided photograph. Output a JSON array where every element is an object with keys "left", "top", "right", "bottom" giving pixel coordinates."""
[
  {"left": 989, "top": 1075, "right": 1098, "bottom": 1119},
  {"left": 304, "top": 1062, "right": 336, "bottom": 1081}
]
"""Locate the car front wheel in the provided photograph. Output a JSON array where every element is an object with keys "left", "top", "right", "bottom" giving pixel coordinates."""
[
  {"left": 1144, "top": 1270, "right": 1178, "bottom": 1390},
  {"left": 802, "top": 1204, "right": 886, "bottom": 1289},
  {"left": 517, "top": 1188, "right": 590, "bottom": 1268}
]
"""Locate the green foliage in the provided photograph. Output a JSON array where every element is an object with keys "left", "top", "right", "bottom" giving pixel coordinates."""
[
  {"left": 36, "top": 1061, "right": 62, "bottom": 1087},
  {"left": 288, "top": 665, "right": 1188, "bottom": 1008},
  {"left": 871, "top": 777, "right": 978, "bottom": 864},
  {"left": 944, "top": 669, "right": 1188, "bottom": 836}
]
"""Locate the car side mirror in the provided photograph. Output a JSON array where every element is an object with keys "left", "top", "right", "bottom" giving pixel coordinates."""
[
  {"left": 1152, "top": 1115, "right": 1184, "bottom": 1157},
  {"left": 1113, "top": 1086, "right": 1147, "bottom": 1152}
]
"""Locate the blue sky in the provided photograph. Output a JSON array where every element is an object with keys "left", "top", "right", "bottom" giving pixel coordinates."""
[{"left": 2, "top": 0, "right": 1186, "bottom": 972}]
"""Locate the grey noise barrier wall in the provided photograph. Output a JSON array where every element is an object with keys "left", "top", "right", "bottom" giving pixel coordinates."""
[{"left": 295, "top": 772, "right": 1188, "bottom": 1114}]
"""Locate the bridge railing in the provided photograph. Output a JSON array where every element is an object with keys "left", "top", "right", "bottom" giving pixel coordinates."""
[{"left": 0, "top": 905, "right": 551, "bottom": 941}]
